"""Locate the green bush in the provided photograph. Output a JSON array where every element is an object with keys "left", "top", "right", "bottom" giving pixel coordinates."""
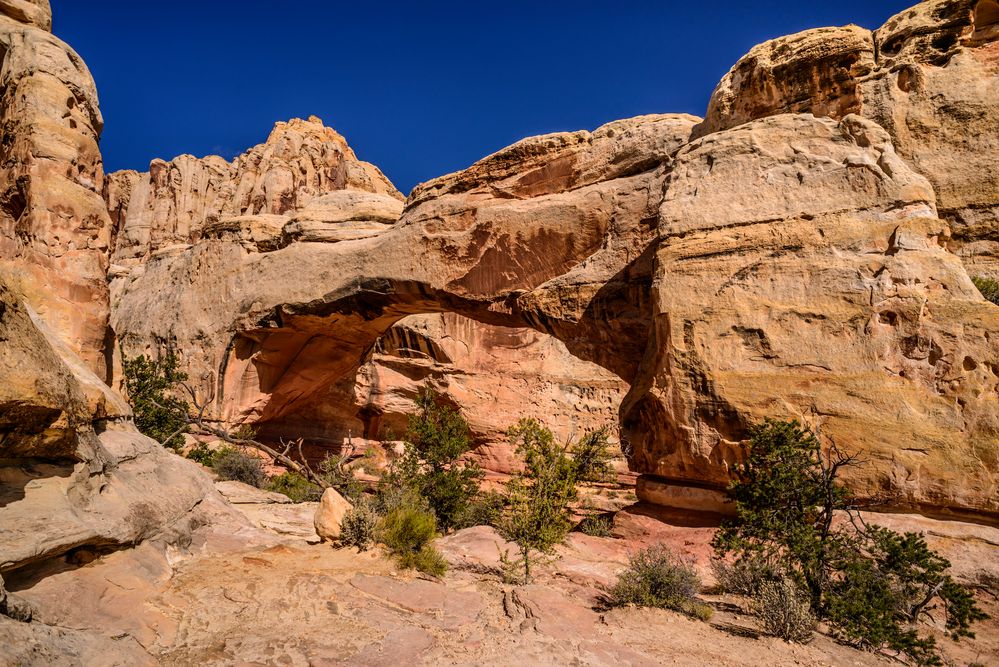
[
  {"left": 972, "top": 276, "right": 999, "bottom": 305},
  {"left": 607, "top": 544, "right": 710, "bottom": 620},
  {"left": 185, "top": 441, "right": 221, "bottom": 467},
  {"left": 378, "top": 505, "right": 446, "bottom": 575},
  {"left": 399, "top": 544, "right": 448, "bottom": 577},
  {"left": 268, "top": 471, "right": 321, "bottom": 502},
  {"left": 385, "top": 387, "right": 482, "bottom": 532},
  {"left": 577, "top": 514, "right": 614, "bottom": 538},
  {"left": 713, "top": 419, "right": 987, "bottom": 664},
  {"left": 756, "top": 577, "right": 816, "bottom": 643},
  {"left": 121, "top": 352, "right": 189, "bottom": 449},
  {"left": 454, "top": 491, "right": 505, "bottom": 529},
  {"left": 338, "top": 499, "right": 379, "bottom": 551},
  {"left": 498, "top": 418, "right": 614, "bottom": 582},
  {"left": 212, "top": 447, "right": 266, "bottom": 488}
]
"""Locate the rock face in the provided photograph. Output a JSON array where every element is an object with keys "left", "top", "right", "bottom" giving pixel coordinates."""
[
  {"left": 108, "top": 118, "right": 643, "bottom": 468},
  {"left": 624, "top": 112, "right": 998, "bottom": 517},
  {"left": 0, "top": 1, "right": 246, "bottom": 589},
  {"left": 0, "top": 2, "right": 113, "bottom": 378},
  {"left": 106, "top": 116, "right": 400, "bottom": 270},
  {"left": 109, "top": 115, "right": 692, "bottom": 469},
  {"left": 697, "top": 0, "right": 999, "bottom": 280}
]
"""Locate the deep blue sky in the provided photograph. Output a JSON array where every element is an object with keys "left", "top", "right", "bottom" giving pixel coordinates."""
[{"left": 52, "top": 1, "right": 913, "bottom": 195}]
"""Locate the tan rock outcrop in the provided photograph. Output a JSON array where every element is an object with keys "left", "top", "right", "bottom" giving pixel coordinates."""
[
  {"left": 106, "top": 116, "right": 401, "bottom": 268},
  {"left": 110, "top": 114, "right": 696, "bottom": 471},
  {"left": 111, "top": 98, "right": 999, "bottom": 519},
  {"left": 696, "top": 0, "right": 999, "bottom": 279},
  {"left": 0, "top": 1, "right": 249, "bottom": 587},
  {"left": 0, "top": 8, "right": 113, "bottom": 378},
  {"left": 0, "top": 0, "right": 50, "bottom": 30},
  {"left": 623, "top": 113, "right": 998, "bottom": 518}
]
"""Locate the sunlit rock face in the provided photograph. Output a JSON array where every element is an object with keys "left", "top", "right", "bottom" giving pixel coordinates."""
[
  {"left": 0, "top": 2, "right": 114, "bottom": 378},
  {"left": 0, "top": 3, "right": 243, "bottom": 580},
  {"left": 110, "top": 76, "right": 999, "bottom": 521},
  {"left": 624, "top": 112, "right": 998, "bottom": 519},
  {"left": 109, "top": 114, "right": 691, "bottom": 469},
  {"left": 696, "top": 0, "right": 999, "bottom": 280}
]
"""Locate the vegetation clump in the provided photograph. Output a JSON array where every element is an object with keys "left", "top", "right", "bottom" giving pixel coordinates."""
[
  {"left": 268, "top": 471, "right": 321, "bottom": 502},
  {"left": 755, "top": 577, "right": 816, "bottom": 643},
  {"left": 972, "top": 276, "right": 999, "bottom": 305},
  {"left": 212, "top": 447, "right": 266, "bottom": 488},
  {"left": 577, "top": 514, "right": 614, "bottom": 538},
  {"left": 384, "top": 387, "right": 482, "bottom": 532},
  {"left": 498, "top": 419, "right": 613, "bottom": 582},
  {"left": 607, "top": 544, "right": 711, "bottom": 620},
  {"left": 121, "top": 352, "right": 189, "bottom": 449},
  {"left": 339, "top": 499, "right": 380, "bottom": 551},
  {"left": 713, "top": 419, "right": 987, "bottom": 661},
  {"left": 378, "top": 505, "right": 447, "bottom": 576}
]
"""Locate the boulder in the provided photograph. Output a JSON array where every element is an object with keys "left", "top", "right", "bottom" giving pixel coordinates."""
[{"left": 314, "top": 487, "right": 352, "bottom": 542}]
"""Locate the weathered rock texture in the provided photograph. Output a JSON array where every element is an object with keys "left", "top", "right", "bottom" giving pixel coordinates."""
[
  {"left": 0, "top": 3, "right": 113, "bottom": 378},
  {"left": 105, "top": 115, "right": 400, "bottom": 269},
  {"left": 697, "top": 0, "right": 999, "bottom": 279},
  {"left": 625, "top": 112, "right": 998, "bottom": 518},
  {"left": 108, "top": 117, "right": 657, "bottom": 466},
  {"left": 111, "top": 10, "right": 999, "bottom": 520},
  {"left": 0, "top": 0, "right": 246, "bottom": 594}
]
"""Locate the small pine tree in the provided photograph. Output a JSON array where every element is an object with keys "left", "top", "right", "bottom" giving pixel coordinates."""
[
  {"left": 499, "top": 419, "right": 613, "bottom": 582},
  {"left": 384, "top": 387, "right": 482, "bottom": 532},
  {"left": 121, "top": 352, "right": 189, "bottom": 449},
  {"left": 713, "top": 419, "right": 987, "bottom": 663}
]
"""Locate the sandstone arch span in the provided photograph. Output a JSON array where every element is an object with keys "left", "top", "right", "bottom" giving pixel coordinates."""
[{"left": 113, "top": 109, "right": 999, "bottom": 521}]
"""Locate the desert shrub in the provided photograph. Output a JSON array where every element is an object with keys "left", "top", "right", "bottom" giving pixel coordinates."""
[
  {"left": 711, "top": 556, "right": 778, "bottom": 595},
  {"left": 339, "top": 499, "right": 379, "bottom": 551},
  {"left": 455, "top": 490, "right": 506, "bottom": 529},
  {"left": 121, "top": 352, "right": 189, "bottom": 449},
  {"left": 972, "top": 276, "right": 999, "bottom": 305},
  {"left": 498, "top": 419, "right": 614, "bottom": 582},
  {"left": 607, "top": 544, "right": 710, "bottom": 620},
  {"left": 212, "top": 447, "right": 266, "bottom": 488},
  {"left": 756, "top": 577, "right": 816, "bottom": 643},
  {"left": 385, "top": 387, "right": 482, "bottom": 532},
  {"left": 268, "top": 471, "right": 321, "bottom": 502},
  {"left": 185, "top": 441, "right": 221, "bottom": 467},
  {"left": 380, "top": 506, "right": 437, "bottom": 553},
  {"left": 399, "top": 544, "right": 448, "bottom": 577},
  {"left": 570, "top": 427, "right": 616, "bottom": 483},
  {"left": 713, "top": 419, "right": 987, "bottom": 664},
  {"left": 374, "top": 484, "right": 430, "bottom": 517},
  {"left": 378, "top": 505, "right": 446, "bottom": 575},
  {"left": 577, "top": 514, "right": 614, "bottom": 538}
]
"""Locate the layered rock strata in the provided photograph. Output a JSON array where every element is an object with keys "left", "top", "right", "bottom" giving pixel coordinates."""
[
  {"left": 112, "top": 95, "right": 999, "bottom": 519},
  {"left": 109, "top": 116, "right": 681, "bottom": 464},
  {"left": 697, "top": 0, "right": 999, "bottom": 279},
  {"left": 0, "top": 1, "right": 113, "bottom": 378},
  {"left": 0, "top": 0, "right": 246, "bottom": 590}
]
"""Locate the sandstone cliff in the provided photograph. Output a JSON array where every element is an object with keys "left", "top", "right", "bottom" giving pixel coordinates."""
[
  {"left": 0, "top": 1, "right": 245, "bottom": 584},
  {"left": 107, "top": 115, "right": 669, "bottom": 468},
  {"left": 697, "top": 0, "right": 999, "bottom": 279},
  {"left": 0, "top": 0, "right": 113, "bottom": 378}
]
